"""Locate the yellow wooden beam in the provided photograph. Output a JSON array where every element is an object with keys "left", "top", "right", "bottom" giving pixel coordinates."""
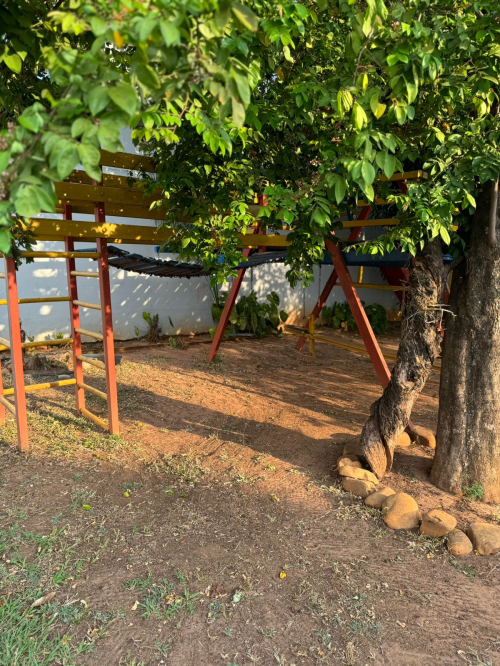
[
  {"left": 55, "top": 182, "right": 157, "bottom": 208},
  {"left": 56, "top": 202, "right": 165, "bottom": 221},
  {"left": 64, "top": 171, "right": 161, "bottom": 194},
  {"left": 99, "top": 149, "right": 156, "bottom": 173},
  {"left": 3, "top": 378, "right": 77, "bottom": 396},
  {"left": 379, "top": 170, "right": 427, "bottom": 182}
]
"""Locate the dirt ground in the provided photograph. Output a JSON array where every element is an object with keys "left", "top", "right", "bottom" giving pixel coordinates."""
[{"left": 0, "top": 331, "right": 499, "bottom": 666}]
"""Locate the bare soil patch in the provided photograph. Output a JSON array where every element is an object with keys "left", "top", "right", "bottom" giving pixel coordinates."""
[{"left": 1, "top": 332, "right": 499, "bottom": 666}]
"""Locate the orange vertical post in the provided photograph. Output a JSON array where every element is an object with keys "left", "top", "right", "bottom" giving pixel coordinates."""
[
  {"left": 5, "top": 256, "right": 29, "bottom": 451},
  {"left": 95, "top": 204, "right": 119, "bottom": 434},
  {"left": 64, "top": 205, "right": 85, "bottom": 414}
]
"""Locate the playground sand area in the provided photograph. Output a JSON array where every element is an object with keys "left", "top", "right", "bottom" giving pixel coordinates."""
[{"left": 0, "top": 332, "right": 499, "bottom": 666}]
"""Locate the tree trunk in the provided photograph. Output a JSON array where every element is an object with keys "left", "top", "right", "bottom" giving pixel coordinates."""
[
  {"left": 361, "top": 240, "right": 448, "bottom": 478},
  {"left": 431, "top": 186, "right": 500, "bottom": 503}
]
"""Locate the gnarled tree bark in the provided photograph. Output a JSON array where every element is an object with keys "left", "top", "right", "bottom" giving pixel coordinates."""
[
  {"left": 361, "top": 239, "right": 448, "bottom": 478},
  {"left": 431, "top": 185, "right": 500, "bottom": 502}
]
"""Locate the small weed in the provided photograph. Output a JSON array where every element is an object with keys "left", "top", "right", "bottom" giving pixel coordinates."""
[
  {"left": 259, "top": 627, "right": 277, "bottom": 638},
  {"left": 314, "top": 627, "right": 332, "bottom": 648},
  {"left": 123, "top": 574, "right": 153, "bottom": 591},
  {"left": 223, "top": 627, "right": 234, "bottom": 637},
  {"left": 208, "top": 600, "right": 224, "bottom": 623},
  {"left": 8, "top": 508, "right": 27, "bottom": 520},
  {"left": 462, "top": 476, "right": 485, "bottom": 502},
  {"left": 450, "top": 558, "right": 476, "bottom": 579},
  {"left": 155, "top": 642, "right": 171, "bottom": 658},
  {"left": 175, "top": 569, "right": 188, "bottom": 584},
  {"left": 70, "top": 488, "right": 96, "bottom": 510},
  {"left": 73, "top": 474, "right": 83, "bottom": 482},
  {"left": 122, "top": 481, "right": 142, "bottom": 492}
]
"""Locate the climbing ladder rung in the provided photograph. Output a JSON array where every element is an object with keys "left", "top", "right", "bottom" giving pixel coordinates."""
[
  {"left": 3, "top": 378, "right": 76, "bottom": 396},
  {"left": 75, "top": 327, "right": 103, "bottom": 341},
  {"left": 77, "top": 355, "right": 106, "bottom": 370},
  {"left": 80, "top": 407, "right": 108, "bottom": 430},
  {"left": 71, "top": 271, "right": 99, "bottom": 278},
  {"left": 0, "top": 336, "right": 10, "bottom": 349},
  {"left": 0, "top": 273, "right": 4, "bottom": 279},
  {"left": 0, "top": 395, "right": 16, "bottom": 416},
  {"left": 77, "top": 382, "right": 107, "bottom": 401},
  {"left": 0, "top": 297, "right": 71, "bottom": 306},
  {"left": 18, "top": 251, "right": 100, "bottom": 259},
  {"left": 74, "top": 300, "right": 101, "bottom": 310}
]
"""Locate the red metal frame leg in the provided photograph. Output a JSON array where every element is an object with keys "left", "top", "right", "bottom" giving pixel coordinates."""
[
  {"left": 64, "top": 206, "right": 85, "bottom": 414},
  {"left": 327, "top": 239, "right": 391, "bottom": 387},
  {"left": 5, "top": 256, "right": 29, "bottom": 451},
  {"left": 94, "top": 200, "right": 119, "bottom": 434},
  {"left": 295, "top": 206, "right": 372, "bottom": 351}
]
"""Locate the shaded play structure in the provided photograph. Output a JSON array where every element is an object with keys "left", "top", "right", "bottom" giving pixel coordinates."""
[{"left": 0, "top": 151, "right": 427, "bottom": 451}]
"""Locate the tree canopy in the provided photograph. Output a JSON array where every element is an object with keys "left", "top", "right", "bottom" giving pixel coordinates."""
[{"left": 1, "top": 0, "right": 500, "bottom": 283}]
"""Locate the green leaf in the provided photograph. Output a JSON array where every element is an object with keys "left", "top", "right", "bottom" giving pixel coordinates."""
[
  {"left": 352, "top": 103, "right": 367, "bottom": 130},
  {"left": 395, "top": 105, "right": 406, "bottom": 125},
  {"left": 0, "top": 151, "right": 10, "bottom": 173},
  {"left": 361, "top": 161, "right": 375, "bottom": 186},
  {"left": 334, "top": 176, "right": 347, "bottom": 204},
  {"left": 439, "top": 226, "right": 451, "bottom": 245},
  {"left": 383, "top": 152, "right": 396, "bottom": 179},
  {"left": 57, "top": 144, "right": 80, "bottom": 180},
  {"left": 15, "top": 185, "right": 56, "bottom": 217},
  {"left": 231, "top": 98, "right": 245, "bottom": 128},
  {"left": 71, "top": 118, "right": 92, "bottom": 138},
  {"left": 160, "top": 20, "right": 180, "bottom": 46},
  {"left": 0, "top": 229, "right": 11, "bottom": 254},
  {"left": 88, "top": 86, "right": 109, "bottom": 116},
  {"left": 77, "top": 143, "right": 102, "bottom": 181},
  {"left": 232, "top": 3, "right": 259, "bottom": 32},
  {"left": 373, "top": 103, "right": 386, "bottom": 119},
  {"left": 108, "top": 85, "right": 138, "bottom": 116},
  {"left": 4, "top": 53, "right": 22, "bottom": 74},
  {"left": 90, "top": 16, "right": 107, "bottom": 36}
]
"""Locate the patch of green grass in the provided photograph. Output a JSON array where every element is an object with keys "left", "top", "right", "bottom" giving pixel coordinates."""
[{"left": 0, "top": 592, "right": 95, "bottom": 666}]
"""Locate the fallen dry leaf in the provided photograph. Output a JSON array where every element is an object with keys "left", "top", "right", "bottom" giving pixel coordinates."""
[{"left": 31, "top": 592, "right": 56, "bottom": 608}]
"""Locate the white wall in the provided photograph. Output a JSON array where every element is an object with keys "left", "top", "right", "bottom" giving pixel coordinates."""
[{"left": 0, "top": 132, "right": 399, "bottom": 342}]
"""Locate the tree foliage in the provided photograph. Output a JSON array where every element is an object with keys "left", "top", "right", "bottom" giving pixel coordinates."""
[{"left": 1, "top": 0, "right": 500, "bottom": 288}]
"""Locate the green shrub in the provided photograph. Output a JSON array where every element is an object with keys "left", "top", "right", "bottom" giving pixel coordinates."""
[
  {"left": 211, "top": 290, "right": 288, "bottom": 339},
  {"left": 322, "top": 301, "right": 389, "bottom": 335}
]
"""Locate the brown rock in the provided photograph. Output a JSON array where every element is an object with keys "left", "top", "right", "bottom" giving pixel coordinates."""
[
  {"left": 412, "top": 425, "right": 436, "bottom": 449},
  {"left": 467, "top": 522, "right": 500, "bottom": 556},
  {"left": 343, "top": 439, "right": 364, "bottom": 457},
  {"left": 337, "top": 455, "right": 362, "bottom": 470},
  {"left": 420, "top": 509, "right": 457, "bottom": 537},
  {"left": 364, "top": 486, "right": 396, "bottom": 508},
  {"left": 338, "top": 465, "right": 378, "bottom": 485},
  {"left": 342, "top": 477, "right": 376, "bottom": 499},
  {"left": 382, "top": 493, "right": 420, "bottom": 530},
  {"left": 447, "top": 529, "right": 473, "bottom": 557},
  {"left": 395, "top": 432, "right": 412, "bottom": 448}
]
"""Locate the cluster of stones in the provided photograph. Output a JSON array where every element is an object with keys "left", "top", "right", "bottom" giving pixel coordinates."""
[{"left": 338, "top": 435, "right": 500, "bottom": 558}]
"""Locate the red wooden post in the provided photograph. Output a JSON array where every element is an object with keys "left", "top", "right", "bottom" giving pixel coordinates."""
[
  {"left": 208, "top": 255, "right": 251, "bottom": 362},
  {"left": 326, "top": 238, "right": 391, "bottom": 387},
  {"left": 64, "top": 205, "right": 85, "bottom": 413},
  {"left": 96, "top": 219, "right": 119, "bottom": 435},
  {"left": 5, "top": 256, "right": 29, "bottom": 451},
  {"left": 208, "top": 224, "right": 263, "bottom": 362},
  {"left": 295, "top": 206, "right": 373, "bottom": 351}
]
